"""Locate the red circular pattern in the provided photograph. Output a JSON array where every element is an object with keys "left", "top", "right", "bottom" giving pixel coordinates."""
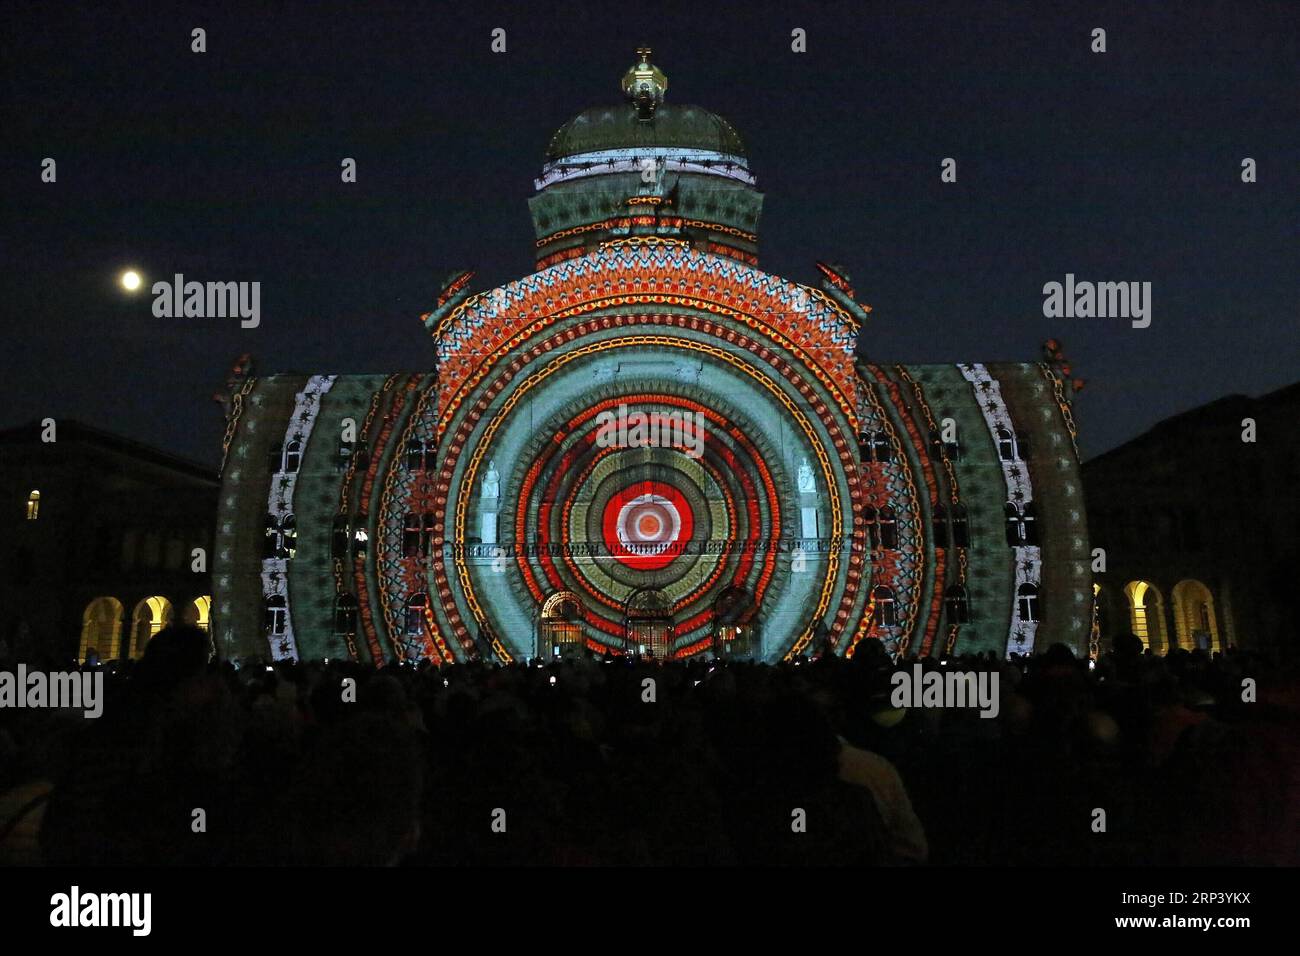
[{"left": 601, "top": 481, "right": 694, "bottom": 570}]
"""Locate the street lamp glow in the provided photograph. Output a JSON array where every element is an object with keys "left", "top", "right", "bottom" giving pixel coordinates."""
[{"left": 121, "top": 270, "right": 142, "bottom": 292}]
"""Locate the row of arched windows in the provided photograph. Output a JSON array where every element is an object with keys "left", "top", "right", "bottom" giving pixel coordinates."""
[
  {"left": 865, "top": 502, "right": 1035, "bottom": 550},
  {"left": 861, "top": 427, "right": 1028, "bottom": 465},
  {"left": 263, "top": 593, "right": 429, "bottom": 638},
  {"left": 270, "top": 436, "right": 382, "bottom": 475},
  {"left": 868, "top": 583, "right": 1039, "bottom": 629},
  {"left": 78, "top": 595, "right": 210, "bottom": 662}
]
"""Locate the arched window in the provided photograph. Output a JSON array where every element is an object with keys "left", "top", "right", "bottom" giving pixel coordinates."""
[
  {"left": 335, "top": 594, "right": 358, "bottom": 635},
  {"left": 185, "top": 595, "right": 212, "bottom": 632},
  {"left": 132, "top": 595, "right": 174, "bottom": 657},
  {"left": 541, "top": 591, "right": 585, "bottom": 657},
  {"left": 332, "top": 515, "right": 350, "bottom": 560},
  {"left": 1015, "top": 430, "right": 1031, "bottom": 460},
  {"left": 283, "top": 438, "right": 302, "bottom": 474},
  {"left": 281, "top": 513, "right": 297, "bottom": 559},
  {"left": 265, "top": 595, "right": 287, "bottom": 636},
  {"left": 1016, "top": 583, "right": 1039, "bottom": 623},
  {"left": 403, "top": 512, "right": 422, "bottom": 557},
  {"left": 1172, "top": 579, "right": 1221, "bottom": 651},
  {"left": 861, "top": 430, "right": 893, "bottom": 463},
  {"left": 353, "top": 516, "right": 369, "bottom": 558},
  {"left": 422, "top": 514, "right": 436, "bottom": 556},
  {"left": 872, "top": 586, "right": 897, "bottom": 627},
  {"left": 1022, "top": 502, "right": 1038, "bottom": 546},
  {"left": 26, "top": 490, "right": 40, "bottom": 520},
  {"left": 337, "top": 438, "right": 354, "bottom": 471},
  {"left": 1005, "top": 503, "right": 1027, "bottom": 546},
  {"left": 877, "top": 506, "right": 898, "bottom": 549},
  {"left": 933, "top": 504, "right": 949, "bottom": 541},
  {"left": 405, "top": 438, "right": 426, "bottom": 472},
  {"left": 713, "top": 586, "right": 758, "bottom": 659},
  {"left": 264, "top": 514, "right": 295, "bottom": 559},
  {"left": 951, "top": 504, "right": 970, "bottom": 547},
  {"left": 928, "top": 430, "right": 961, "bottom": 461},
  {"left": 945, "top": 585, "right": 970, "bottom": 624},
  {"left": 79, "top": 596, "right": 123, "bottom": 662},
  {"left": 864, "top": 507, "right": 897, "bottom": 550},
  {"left": 996, "top": 427, "right": 1016, "bottom": 462},
  {"left": 405, "top": 593, "right": 428, "bottom": 636}
]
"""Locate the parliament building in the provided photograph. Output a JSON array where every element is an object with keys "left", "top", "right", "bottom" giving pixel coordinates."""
[{"left": 212, "top": 51, "right": 1092, "bottom": 664}]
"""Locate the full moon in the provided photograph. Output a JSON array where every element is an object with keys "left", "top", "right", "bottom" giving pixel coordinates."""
[{"left": 121, "top": 270, "right": 142, "bottom": 291}]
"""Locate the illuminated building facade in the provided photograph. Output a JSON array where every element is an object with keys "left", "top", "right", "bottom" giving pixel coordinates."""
[{"left": 213, "top": 51, "right": 1091, "bottom": 664}]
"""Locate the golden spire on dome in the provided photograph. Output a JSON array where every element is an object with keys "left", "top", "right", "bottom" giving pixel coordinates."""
[{"left": 622, "top": 47, "right": 667, "bottom": 120}]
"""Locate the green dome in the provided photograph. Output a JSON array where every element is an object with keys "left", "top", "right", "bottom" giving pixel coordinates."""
[{"left": 544, "top": 103, "right": 747, "bottom": 162}]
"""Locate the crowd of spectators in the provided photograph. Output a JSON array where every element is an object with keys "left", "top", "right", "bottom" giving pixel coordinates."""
[{"left": 0, "top": 627, "right": 1296, "bottom": 866}]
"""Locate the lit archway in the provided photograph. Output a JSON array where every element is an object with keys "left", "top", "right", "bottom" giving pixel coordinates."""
[
  {"left": 181, "top": 595, "right": 212, "bottom": 632},
  {"left": 1171, "top": 579, "right": 1220, "bottom": 651},
  {"left": 625, "top": 588, "right": 674, "bottom": 659},
  {"left": 131, "top": 595, "right": 174, "bottom": 658},
  {"left": 79, "top": 597, "right": 123, "bottom": 662},
  {"left": 539, "top": 591, "right": 585, "bottom": 659},
  {"left": 1123, "top": 580, "right": 1169, "bottom": 653},
  {"left": 713, "top": 586, "right": 758, "bottom": 659}
]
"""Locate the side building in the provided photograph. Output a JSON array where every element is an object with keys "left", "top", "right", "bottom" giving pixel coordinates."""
[
  {"left": 1084, "top": 382, "right": 1298, "bottom": 659},
  {"left": 0, "top": 420, "right": 218, "bottom": 664}
]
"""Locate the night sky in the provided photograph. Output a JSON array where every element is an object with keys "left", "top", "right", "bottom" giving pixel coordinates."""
[{"left": 3, "top": 1, "right": 1296, "bottom": 468}]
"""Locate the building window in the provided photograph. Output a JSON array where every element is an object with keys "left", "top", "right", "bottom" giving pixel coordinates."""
[
  {"left": 996, "top": 427, "right": 1017, "bottom": 462},
  {"left": 353, "top": 516, "right": 369, "bottom": 558},
  {"left": 264, "top": 514, "right": 296, "bottom": 559},
  {"left": 877, "top": 506, "right": 898, "bottom": 549},
  {"left": 405, "top": 593, "right": 428, "bottom": 636},
  {"left": 79, "top": 596, "right": 124, "bottom": 662},
  {"left": 332, "top": 515, "right": 350, "bottom": 559},
  {"left": 861, "top": 431, "right": 893, "bottom": 463},
  {"left": 1005, "top": 503, "right": 1038, "bottom": 546},
  {"left": 337, "top": 439, "right": 354, "bottom": 471},
  {"left": 405, "top": 438, "right": 426, "bottom": 472},
  {"left": 403, "top": 513, "right": 421, "bottom": 557},
  {"left": 864, "top": 507, "right": 898, "bottom": 550},
  {"left": 934, "top": 504, "right": 969, "bottom": 547},
  {"left": 1017, "top": 583, "right": 1039, "bottom": 623},
  {"left": 872, "top": 586, "right": 897, "bottom": 627},
  {"left": 284, "top": 438, "right": 302, "bottom": 474},
  {"left": 186, "top": 596, "right": 212, "bottom": 632},
  {"left": 951, "top": 504, "right": 970, "bottom": 547},
  {"left": 945, "top": 585, "right": 970, "bottom": 624},
  {"left": 26, "top": 490, "right": 40, "bottom": 520},
  {"left": 265, "top": 595, "right": 288, "bottom": 636},
  {"left": 334, "top": 594, "right": 359, "bottom": 635},
  {"left": 928, "top": 431, "right": 960, "bottom": 461}
]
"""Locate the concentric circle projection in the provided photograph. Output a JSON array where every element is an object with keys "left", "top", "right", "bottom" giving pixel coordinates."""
[{"left": 602, "top": 481, "right": 694, "bottom": 570}]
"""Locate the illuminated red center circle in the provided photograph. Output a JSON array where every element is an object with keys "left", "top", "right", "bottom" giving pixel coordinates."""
[{"left": 601, "top": 481, "right": 694, "bottom": 570}]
